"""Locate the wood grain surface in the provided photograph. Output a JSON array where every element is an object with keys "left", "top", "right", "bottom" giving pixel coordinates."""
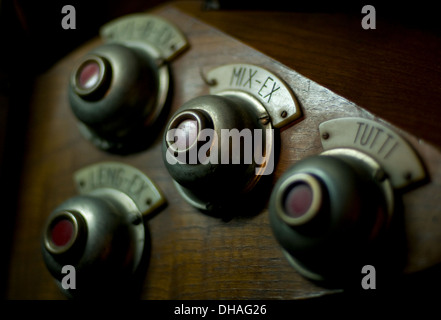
[{"left": 3, "top": 1, "right": 441, "bottom": 300}]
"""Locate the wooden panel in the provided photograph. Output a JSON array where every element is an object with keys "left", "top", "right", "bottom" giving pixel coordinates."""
[{"left": 4, "top": 1, "right": 441, "bottom": 299}]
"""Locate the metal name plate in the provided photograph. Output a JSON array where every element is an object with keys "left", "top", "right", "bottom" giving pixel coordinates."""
[
  {"left": 74, "top": 162, "right": 166, "bottom": 216},
  {"left": 100, "top": 13, "right": 189, "bottom": 60},
  {"left": 319, "top": 117, "right": 427, "bottom": 189},
  {"left": 207, "top": 64, "right": 302, "bottom": 128}
]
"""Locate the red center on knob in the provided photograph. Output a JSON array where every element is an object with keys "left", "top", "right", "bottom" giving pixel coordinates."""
[
  {"left": 77, "top": 60, "right": 101, "bottom": 90},
  {"left": 50, "top": 219, "right": 74, "bottom": 247},
  {"left": 284, "top": 183, "right": 313, "bottom": 218},
  {"left": 175, "top": 119, "right": 198, "bottom": 150}
]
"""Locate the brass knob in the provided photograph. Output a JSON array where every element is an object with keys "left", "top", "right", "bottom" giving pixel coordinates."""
[
  {"left": 41, "top": 190, "right": 150, "bottom": 299},
  {"left": 269, "top": 150, "right": 394, "bottom": 285},
  {"left": 68, "top": 43, "right": 169, "bottom": 153},
  {"left": 162, "top": 94, "right": 274, "bottom": 214}
]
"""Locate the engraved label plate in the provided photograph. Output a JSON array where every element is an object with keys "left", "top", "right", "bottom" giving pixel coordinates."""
[
  {"left": 319, "top": 117, "right": 427, "bottom": 189},
  {"left": 207, "top": 64, "right": 302, "bottom": 128},
  {"left": 100, "top": 14, "right": 189, "bottom": 60},
  {"left": 74, "top": 162, "right": 166, "bottom": 216}
]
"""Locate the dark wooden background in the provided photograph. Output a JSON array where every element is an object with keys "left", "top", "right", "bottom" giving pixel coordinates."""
[{"left": 2, "top": 0, "right": 441, "bottom": 300}]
